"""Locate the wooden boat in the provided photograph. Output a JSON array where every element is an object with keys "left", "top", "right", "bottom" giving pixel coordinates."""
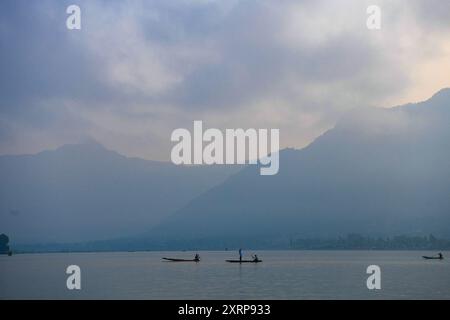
[
  {"left": 422, "top": 256, "right": 443, "bottom": 260},
  {"left": 226, "top": 259, "right": 262, "bottom": 263},
  {"left": 162, "top": 257, "right": 200, "bottom": 262}
]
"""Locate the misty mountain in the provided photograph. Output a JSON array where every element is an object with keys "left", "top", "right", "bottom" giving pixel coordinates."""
[
  {"left": 153, "top": 89, "right": 450, "bottom": 239},
  {"left": 0, "top": 142, "right": 241, "bottom": 243}
]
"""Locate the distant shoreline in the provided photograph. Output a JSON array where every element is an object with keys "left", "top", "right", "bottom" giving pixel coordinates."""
[
  {"left": 8, "top": 234, "right": 450, "bottom": 254},
  {"left": 6, "top": 248, "right": 449, "bottom": 255}
]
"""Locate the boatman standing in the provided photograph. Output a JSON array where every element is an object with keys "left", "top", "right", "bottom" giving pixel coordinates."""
[{"left": 239, "top": 248, "right": 243, "bottom": 262}]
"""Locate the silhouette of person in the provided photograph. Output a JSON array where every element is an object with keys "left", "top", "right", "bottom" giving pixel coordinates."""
[
  {"left": 438, "top": 252, "right": 443, "bottom": 259},
  {"left": 239, "top": 248, "right": 243, "bottom": 262}
]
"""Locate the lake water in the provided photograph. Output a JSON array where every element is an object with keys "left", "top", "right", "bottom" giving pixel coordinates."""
[{"left": 1, "top": 251, "right": 449, "bottom": 299}]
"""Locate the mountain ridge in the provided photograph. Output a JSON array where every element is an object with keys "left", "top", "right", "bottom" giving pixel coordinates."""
[
  {"left": 2, "top": 89, "right": 449, "bottom": 245},
  {"left": 0, "top": 141, "right": 242, "bottom": 243},
  {"left": 151, "top": 88, "right": 450, "bottom": 239}
]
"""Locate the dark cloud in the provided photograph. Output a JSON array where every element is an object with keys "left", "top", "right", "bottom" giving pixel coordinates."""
[{"left": 0, "top": 0, "right": 449, "bottom": 159}]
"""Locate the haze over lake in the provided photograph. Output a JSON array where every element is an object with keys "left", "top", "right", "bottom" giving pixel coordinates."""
[
  {"left": 1, "top": 251, "right": 449, "bottom": 299},
  {"left": 1, "top": 0, "right": 450, "bottom": 302}
]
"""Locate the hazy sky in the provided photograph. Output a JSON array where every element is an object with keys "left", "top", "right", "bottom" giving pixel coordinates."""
[{"left": 1, "top": 0, "right": 450, "bottom": 160}]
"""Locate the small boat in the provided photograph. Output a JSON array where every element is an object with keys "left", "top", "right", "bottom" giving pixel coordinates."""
[
  {"left": 162, "top": 257, "right": 200, "bottom": 262},
  {"left": 226, "top": 259, "right": 262, "bottom": 263},
  {"left": 422, "top": 256, "right": 443, "bottom": 260}
]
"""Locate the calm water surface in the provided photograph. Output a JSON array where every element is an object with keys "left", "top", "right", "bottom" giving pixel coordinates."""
[{"left": 1, "top": 251, "right": 449, "bottom": 299}]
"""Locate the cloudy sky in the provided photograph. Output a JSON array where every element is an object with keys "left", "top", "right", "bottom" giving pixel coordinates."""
[{"left": 1, "top": 0, "right": 450, "bottom": 160}]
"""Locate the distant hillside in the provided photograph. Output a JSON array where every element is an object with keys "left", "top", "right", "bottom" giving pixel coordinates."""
[
  {"left": 3, "top": 89, "right": 450, "bottom": 248},
  {"left": 0, "top": 142, "right": 241, "bottom": 243},
  {"left": 152, "top": 89, "right": 450, "bottom": 239}
]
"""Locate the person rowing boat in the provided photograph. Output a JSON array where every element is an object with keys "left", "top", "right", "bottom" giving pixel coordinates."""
[{"left": 226, "top": 252, "right": 262, "bottom": 263}]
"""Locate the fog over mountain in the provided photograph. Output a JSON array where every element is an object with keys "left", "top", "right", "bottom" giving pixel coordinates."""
[
  {"left": 152, "top": 89, "right": 450, "bottom": 239},
  {"left": 2, "top": 89, "right": 449, "bottom": 247},
  {"left": 0, "top": 142, "right": 241, "bottom": 243}
]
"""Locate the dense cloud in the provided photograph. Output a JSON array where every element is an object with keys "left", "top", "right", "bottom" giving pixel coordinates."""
[{"left": 0, "top": 0, "right": 449, "bottom": 159}]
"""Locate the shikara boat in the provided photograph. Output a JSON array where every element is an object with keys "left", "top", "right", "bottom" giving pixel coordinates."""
[
  {"left": 226, "top": 259, "right": 262, "bottom": 263},
  {"left": 162, "top": 257, "right": 200, "bottom": 262},
  {"left": 422, "top": 256, "right": 443, "bottom": 260}
]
